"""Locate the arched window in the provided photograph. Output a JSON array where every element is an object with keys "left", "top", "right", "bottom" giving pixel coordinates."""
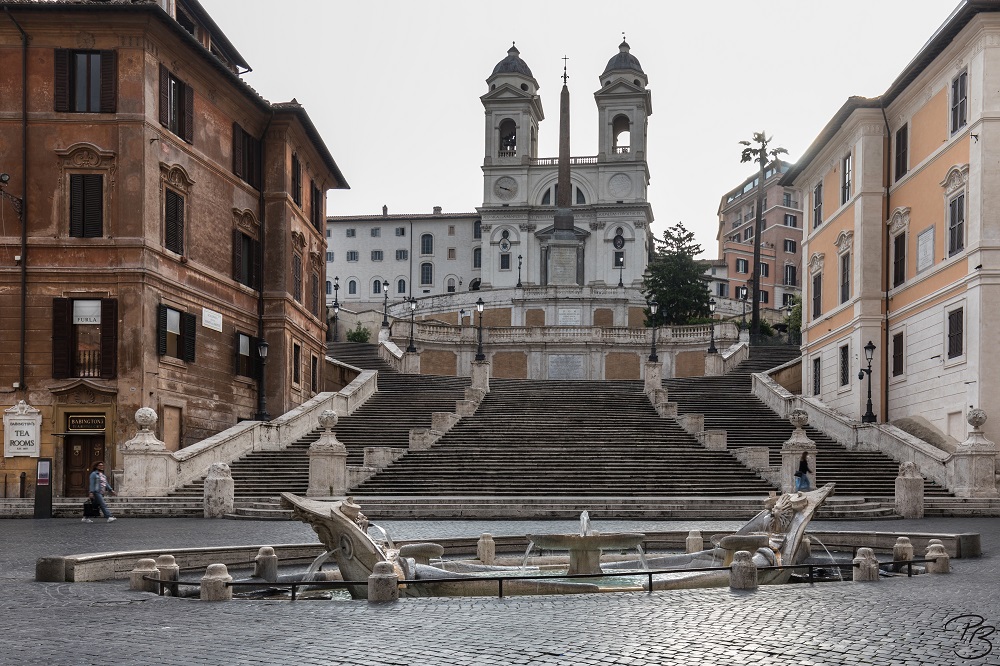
[
  {"left": 326, "top": 280, "right": 332, "bottom": 295},
  {"left": 541, "top": 188, "right": 551, "bottom": 205},
  {"left": 397, "top": 278, "right": 406, "bottom": 294},
  {"left": 499, "top": 119, "right": 517, "bottom": 155},
  {"left": 348, "top": 279, "right": 357, "bottom": 295},
  {"left": 473, "top": 219, "right": 482, "bottom": 240},
  {"left": 372, "top": 279, "right": 383, "bottom": 294},
  {"left": 447, "top": 278, "right": 456, "bottom": 293},
  {"left": 576, "top": 187, "right": 586, "bottom": 205},
  {"left": 420, "top": 262, "right": 433, "bottom": 285},
  {"left": 421, "top": 233, "right": 433, "bottom": 255},
  {"left": 473, "top": 247, "right": 482, "bottom": 268},
  {"left": 469, "top": 278, "right": 481, "bottom": 291},
  {"left": 612, "top": 114, "right": 631, "bottom": 154}
]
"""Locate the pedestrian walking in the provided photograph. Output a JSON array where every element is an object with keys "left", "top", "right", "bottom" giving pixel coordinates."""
[
  {"left": 794, "top": 452, "right": 811, "bottom": 492},
  {"left": 83, "top": 461, "right": 117, "bottom": 523}
]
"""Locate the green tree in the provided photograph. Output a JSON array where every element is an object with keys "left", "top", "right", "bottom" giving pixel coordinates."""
[
  {"left": 786, "top": 295, "right": 801, "bottom": 336},
  {"left": 642, "top": 222, "right": 710, "bottom": 325},
  {"left": 346, "top": 322, "right": 371, "bottom": 343}
]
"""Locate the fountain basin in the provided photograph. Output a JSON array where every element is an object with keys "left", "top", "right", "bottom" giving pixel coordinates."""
[{"left": 526, "top": 532, "right": 645, "bottom": 575}]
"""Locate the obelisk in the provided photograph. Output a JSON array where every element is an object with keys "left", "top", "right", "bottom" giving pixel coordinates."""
[{"left": 548, "top": 58, "right": 582, "bottom": 285}]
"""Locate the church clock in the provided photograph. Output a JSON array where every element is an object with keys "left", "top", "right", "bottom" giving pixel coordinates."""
[{"left": 494, "top": 176, "right": 518, "bottom": 201}]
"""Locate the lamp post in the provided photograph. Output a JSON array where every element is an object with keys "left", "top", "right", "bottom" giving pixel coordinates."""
[
  {"left": 0, "top": 173, "right": 24, "bottom": 218},
  {"left": 707, "top": 298, "right": 718, "bottom": 354},
  {"left": 516, "top": 254, "right": 523, "bottom": 289},
  {"left": 331, "top": 276, "right": 340, "bottom": 342},
  {"left": 381, "top": 279, "right": 390, "bottom": 328},
  {"left": 406, "top": 297, "right": 417, "bottom": 353},
  {"left": 648, "top": 300, "right": 659, "bottom": 362},
  {"left": 475, "top": 297, "right": 486, "bottom": 361},
  {"left": 741, "top": 286, "right": 748, "bottom": 330},
  {"left": 459, "top": 309, "right": 466, "bottom": 328},
  {"left": 617, "top": 254, "right": 625, "bottom": 288},
  {"left": 859, "top": 340, "right": 877, "bottom": 423},
  {"left": 255, "top": 339, "right": 270, "bottom": 421}
]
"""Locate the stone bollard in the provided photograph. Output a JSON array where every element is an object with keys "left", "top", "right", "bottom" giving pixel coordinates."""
[
  {"left": 894, "top": 462, "right": 924, "bottom": 519},
  {"left": 926, "top": 543, "right": 951, "bottom": 573},
  {"left": 129, "top": 558, "right": 160, "bottom": 592},
  {"left": 35, "top": 556, "right": 67, "bottom": 582},
  {"left": 368, "top": 561, "right": 399, "bottom": 604},
  {"left": 852, "top": 547, "right": 880, "bottom": 582},
  {"left": 203, "top": 462, "right": 235, "bottom": 518},
  {"left": 155, "top": 554, "right": 180, "bottom": 596},
  {"left": 477, "top": 533, "right": 496, "bottom": 565},
  {"left": 685, "top": 530, "right": 703, "bottom": 554},
  {"left": 200, "top": 563, "right": 233, "bottom": 602},
  {"left": 254, "top": 546, "right": 279, "bottom": 582},
  {"left": 729, "top": 551, "right": 757, "bottom": 590},
  {"left": 893, "top": 537, "right": 914, "bottom": 572}
]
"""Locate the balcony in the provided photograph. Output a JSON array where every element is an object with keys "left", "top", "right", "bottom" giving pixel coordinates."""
[{"left": 74, "top": 349, "right": 101, "bottom": 378}]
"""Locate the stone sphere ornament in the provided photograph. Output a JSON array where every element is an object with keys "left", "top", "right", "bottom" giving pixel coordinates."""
[
  {"left": 968, "top": 408, "right": 987, "bottom": 430},
  {"left": 789, "top": 409, "right": 809, "bottom": 429},
  {"left": 135, "top": 407, "right": 157, "bottom": 432},
  {"left": 319, "top": 409, "right": 338, "bottom": 431}
]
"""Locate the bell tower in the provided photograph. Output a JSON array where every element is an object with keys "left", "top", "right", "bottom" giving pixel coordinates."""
[{"left": 594, "top": 40, "right": 652, "bottom": 163}]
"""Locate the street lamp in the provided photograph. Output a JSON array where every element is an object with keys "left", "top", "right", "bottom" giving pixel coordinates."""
[
  {"left": 517, "top": 254, "right": 523, "bottom": 289},
  {"left": 475, "top": 297, "right": 486, "bottom": 361},
  {"left": 331, "top": 276, "right": 340, "bottom": 342},
  {"left": 255, "top": 339, "right": 270, "bottom": 421},
  {"left": 859, "top": 340, "right": 877, "bottom": 423},
  {"left": 459, "top": 309, "right": 466, "bottom": 328},
  {"left": 741, "top": 286, "right": 749, "bottom": 330},
  {"left": 406, "top": 296, "right": 417, "bottom": 353},
  {"left": 648, "top": 300, "right": 659, "bottom": 362},
  {"left": 0, "top": 173, "right": 24, "bottom": 218},
  {"left": 617, "top": 254, "right": 625, "bottom": 288},
  {"left": 707, "top": 298, "right": 718, "bottom": 354},
  {"left": 381, "top": 279, "right": 390, "bottom": 328}
]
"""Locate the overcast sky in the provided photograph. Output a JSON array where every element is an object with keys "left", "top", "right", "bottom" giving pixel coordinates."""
[{"left": 201, "top": 0, "right": 956, "bottom": 258}]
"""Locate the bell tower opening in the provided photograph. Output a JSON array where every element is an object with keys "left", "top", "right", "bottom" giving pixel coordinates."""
[
  {"left": 499, "top": 119, "right": 517, "bottom": 157},
  {"left": 612, "top": 114, "right": 631, "bottom": 154}
]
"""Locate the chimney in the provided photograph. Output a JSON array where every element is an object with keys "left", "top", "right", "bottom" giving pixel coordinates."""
[
  {"left": 382, "top": 205, "right": 388, "bottom": 216},
  {"left": 433, "top": 206, "right": 442, "bottom": 215}
]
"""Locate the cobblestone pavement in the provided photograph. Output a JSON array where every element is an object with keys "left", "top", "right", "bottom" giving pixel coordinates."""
[{"left": 1, "top": 516, "right": 1000, "bottom": 665}]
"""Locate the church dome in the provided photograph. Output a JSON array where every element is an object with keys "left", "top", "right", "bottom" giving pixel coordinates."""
[
  {"left": 492, "top": 44, "right": 533, "bottom": 78},
  {"left": 601, "top": 40, "right": 644, "bottom": 77}
]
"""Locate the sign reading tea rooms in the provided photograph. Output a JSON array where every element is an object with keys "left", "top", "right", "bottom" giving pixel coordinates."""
[{"left": 4, "top": 400, "right": 41, "bottom": 457}]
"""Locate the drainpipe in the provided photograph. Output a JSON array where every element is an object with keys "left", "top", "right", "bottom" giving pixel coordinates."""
[
  {"left": 880, "top": 105, "right": 892, "bottom": 424},
  {"left": 5, "top": 8, "right": 29, "bottom": 391},
  {"left": 256, "top": 111, "right": 274, "bottom": 418}
]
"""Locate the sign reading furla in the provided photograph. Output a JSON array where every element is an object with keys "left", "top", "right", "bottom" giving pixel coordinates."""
[{"left": 4, "top": 400, "right": 41, "bottom": 458}]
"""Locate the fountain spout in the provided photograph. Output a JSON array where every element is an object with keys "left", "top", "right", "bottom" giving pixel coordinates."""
[{"left": 579, "top": 511, "right": 591, "bottom": 537}]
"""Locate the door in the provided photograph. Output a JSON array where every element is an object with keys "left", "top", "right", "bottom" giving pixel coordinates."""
[{"left": 64, "top": 436, "right": 105, "bottom": 497}]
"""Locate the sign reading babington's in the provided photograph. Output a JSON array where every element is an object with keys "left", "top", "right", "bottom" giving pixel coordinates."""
[
  {"left": 4, "top": 400, "right": 42, "bottom": 458},
  {"left": 68, "top": 415, "right": 106, "bottom": 431}
]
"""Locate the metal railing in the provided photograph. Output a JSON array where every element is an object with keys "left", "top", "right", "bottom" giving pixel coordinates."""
[{"left": 75, "top": 350, "right": 101, "bottom": 377}]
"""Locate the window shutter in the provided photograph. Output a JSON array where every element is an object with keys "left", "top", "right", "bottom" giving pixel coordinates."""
[
  {"left": 253, "top": 239, "right": 262, "bottom": 291},
  {"left": 232, "top": 123, "right": 243, "bottom": 179},
  {"left": 83, "top": 174, "right": 103, "bottom": 237},
  {"left": 165, "top": 190, "right": 184, "bottom": 254},
  {"left": 233, "top": 330, "right": 241, "bottom": 374},
  {"left": 69, "top": 174, "right": 85, "bottom": 237},
  {"left": 158, "top": 64, "right": 169, "bottom": 127},
  {"left": 54, "top": 49, "right": 70, "bottom": 112},
  {"left": 182, "top": 311, "right": 197, "bottom": 362},
  {"left": 232, "top": 229, "right": 243, "bottom": 282},
  {"left": 156, "top": 304, "right": 168, "bottom": 356},
  {"left": 311, "top": 273, "right": 319, "bottom": 315},
  {"left": 100, "top": 298, "right": 117, "bottom": 378},
  {"left": 52, "top": 298, "right": 72, "bottom": 379},
  {"left": 100, "top": 50, "right": 117, "bottom": 113},
  {"left": 183, "top": 82, "right": 194, "bottom": 143}
]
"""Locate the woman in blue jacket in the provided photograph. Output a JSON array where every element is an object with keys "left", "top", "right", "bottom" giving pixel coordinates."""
[{"left": 84, "top": 461, "right": 117, "bottom": 523}]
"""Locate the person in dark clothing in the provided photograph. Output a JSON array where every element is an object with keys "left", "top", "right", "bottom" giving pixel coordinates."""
[
  {"left": 83, "top": 461, "right": 117, "bottom": 523},
  {"left": 794, "top": 452, "right": 811, "bottom": 492}
]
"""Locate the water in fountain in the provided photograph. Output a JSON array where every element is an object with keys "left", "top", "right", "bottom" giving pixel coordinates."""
[
  {"left": 521, "top": 540, "right": 535, "bottom": 570},
  {"left": 634, "top": 544, "right": 649, "bottom": 571},
  {"left": 807, "top": 535, "right": 844, "bottom": 581},
  {"left": 301, "top": 550, "right": 335, "bottom": 582},
  {"left": 580, "top": 511, "right": 591, "bottom": 537},
  {"left": 367, "top": 523, "right": 395, "bottom": 550}
]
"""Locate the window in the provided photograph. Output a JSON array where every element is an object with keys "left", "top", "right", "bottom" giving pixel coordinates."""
[
  {"left": 373, "top": 279, "right": 383, "bottom": 294},
  {"left": 69, "top": 173, "right": 103, "bottom": 238},
  {"left": 784, "top": 239, "right": 797, "bottom": 253},
  {"left": 473, "top": 247, "right": 482, "bottom": 269},
  {"left": 782, "top": 293, "right": 796, "bottom": 307},
  {"left": 157, "top": 305, "right": 195, "bottom": 361},
  {"left": 812, "top": 357, "right": 821, "bottom": 395},
  {"left": 947, "top": 307, "right": 964, "bottom": 359},
  {"left": 812, "top": 182, "right": 823, "bottom": 228},
  {"left": 892, "top": 332, "right": 904, "bottom": 377},
  {"left": 421, "top": 234, "right": 433, "bottom": 255},
  {"left": 52, "top": 298, "right": 117, "bottom": 379},
  {"left": 291, "top": 153, "right": 302, "bottom": 206},
  {"left": 232, "top": 230, "right": 260, "bottom": 289},
  {"left": 326, "top": 280, "right": 332, "bottom": 295},
  {"left": 159, "top": 64, "right": 193, "bottom": 142},
  {"left": 784, "top": 265, "right": 797, "bottom": 286},
  {"left": 736, "top": 286, "right": 748, "bottom": 300},
  {"left": 397, "top": 278, "right": 406, "bottom": 294},
  {"left": 235, "top": 332, "right": 255, "bottom": 378},
  {"left": 396, "top": 249, "right": 408, "bottom": 261},
  {"left": 346, "top": 228, "right": 356, "bottom": 238},
  {"left": 326, "top": 228, "right": 331, "bottom": 238},
  {"left": 949, "top": 194, "right": 965, "bottom": 256},
  {"left": 346, "top": 251, "right": 359, "bottom": 262},
  {"left": 371, "top": 227, "right": 381, "bottom": 238},
  {"left": 447, "top": 248, "right": 456, "bottom": 260},
  {"left": 311, "top": 273, "right": 319, "bottom": 316},
  {"left": 614, "top": 251, "right": 625, "bottom": 269},
  {"left": 326, "top": 251, "right": 334, "bottom": 262},
  {"left": 784, "top": 214, "right": 798, "bottom": 228},
  {"left": 894, "top": 124, "right": 909, "bottom": 182},
  {"left": 395, "top": 227, "right": 406, "bottom": 237},
  {"left": 839, "top": 345, "right": 850, "bottom": 387},
  {"left": 841, "top": 153, "right": 852, "bottom": 205},
  {"left": 576, "top": 187, "right": 586, "bottom": 205},
  {"left": 232, "top": 123, "right": 261, "bottom": 189},
  {"left": 447, "top": 278, "right": 456, "bottom": 293},
  {"left": 474, "top": 220, "right": 482, "bottom": 240},
  {"left": 310, "top": 181, "right": 323, "bottom": 232},
  {"left": 311, "top": 355, "right": 318, "bottom": 393},
  {"left": 292, "top": 343, "right": 301, "bottom": 385},
  {"left": 743, "top": 226, "right": 754, "bottom": 241},
  {"left": 371, "top": 250, "right": 384, "bottom": 261},
  {"left": 736, "top": 258, "right": 749, "bottom": 274},
  {"left": 717, "top": 283, "right": 729, "bottom": 298},
  {"left": 730, "top": 234, "right": 740, "bottom": 243},
  {"left": 758, "top": 290, "right": 769, "bottom": 304},
  {"left": 292, "top": 254, "right": 302, "bottom": 303},
  {"left": 348, "top": 280, "right": 357, "bottom": 295},
  {"left": 893, "top": 233, "right": 906, "bottom": 287},
  {"left": 951, "top": 71, "right": 968, "bottom": 133},
  {"left": 783, "top": 192, "right": 792, "bottom": 207},
  {"left": 448, "top": 225, "right": 456, "bottom": 236},
  {"left": 812, "top": 273, "right": 823, "bottom": 319},
  {"left": 500, "top": 253, "right": 511, "bottom": 270},
  {"left": 54, "top": 50, "right": 117, "bottom": 113},
  {"left": 420, "top": 262, "right": 433, "bottom": 285},
  {"left": 758, "top": 263, "right": 769, "bottom": 278},
  {"left": 164, "top": 189, "right": 184, "bottom": 255},
  {"left": 839, "top": 253, "right": 850, "bottom": 303}
]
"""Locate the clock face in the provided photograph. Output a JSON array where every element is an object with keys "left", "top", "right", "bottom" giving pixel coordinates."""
[
  {"left": 494, "top": 176, "right": 518, "bottom": 201},
  {"left": 608, "top": 173, "right": 632, "bottom": 199}
]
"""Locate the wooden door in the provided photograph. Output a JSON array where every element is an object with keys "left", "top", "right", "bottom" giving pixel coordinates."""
[{"left": 64, "top": 436, "right": 105, "bottom": 497}]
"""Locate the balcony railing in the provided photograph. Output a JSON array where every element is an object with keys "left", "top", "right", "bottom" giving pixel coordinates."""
[
  {"left": 614, "top": 146, "right": 630, "bottom": 154},
  {"left": 529, "top": 156, "right": 599, "bottom": 166},
  {"left": 498, "top": 150, "right": 516, "bottom": 158},
  {"left": 75, "top": 350, "right": 101, "bottom": 378}
]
